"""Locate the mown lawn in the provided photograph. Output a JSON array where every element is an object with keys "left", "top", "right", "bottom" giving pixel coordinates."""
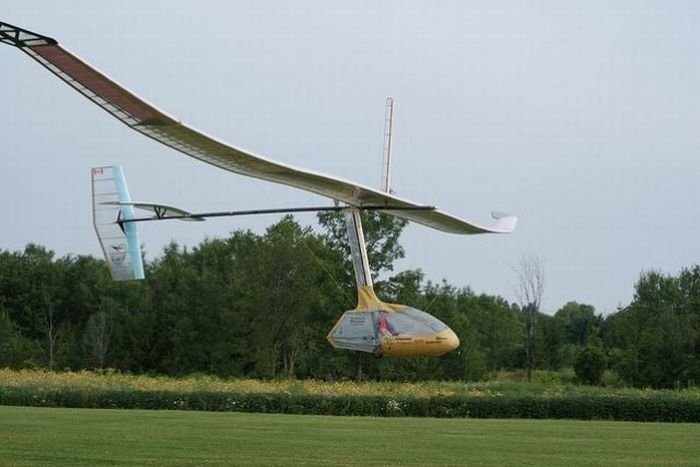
[{"left": 1, "top": 406, "right": 699, "bottom": 466}]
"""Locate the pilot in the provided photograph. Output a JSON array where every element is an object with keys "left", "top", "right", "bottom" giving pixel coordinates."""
[{"left": 377, "top": 312, "right": 396, "bottom": 337}]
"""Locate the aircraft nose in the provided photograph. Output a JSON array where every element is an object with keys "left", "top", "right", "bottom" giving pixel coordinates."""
[{"left": 444, "top": 329, "right": 460, "bottom": 352}]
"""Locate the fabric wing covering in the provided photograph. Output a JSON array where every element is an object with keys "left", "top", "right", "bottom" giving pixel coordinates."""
[
  {"left": 1, "top": 21, "right": 516, "bottom": 235},
  {"left": 91, "top": 166, "right": 145, "bottom": 281}
]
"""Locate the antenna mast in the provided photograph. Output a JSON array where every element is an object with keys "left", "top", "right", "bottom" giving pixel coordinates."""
[{"left": 380, "top": 97, "right": 395, "bottom": 193}]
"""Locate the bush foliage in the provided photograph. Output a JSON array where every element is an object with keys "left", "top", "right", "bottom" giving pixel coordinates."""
[
  {"left": 2, "top": 369, "right": 699, "bottom": 422},
  {"left": 2, "top": 386, "right": 699, "bottom": 422}
]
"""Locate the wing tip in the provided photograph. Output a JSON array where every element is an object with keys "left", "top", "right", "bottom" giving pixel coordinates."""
[
  {"left": 490, "top": 211, "right": 518, "bottom": 233},
  {"left": 0, "top": 21, "right": 58, "bottom": 48}
]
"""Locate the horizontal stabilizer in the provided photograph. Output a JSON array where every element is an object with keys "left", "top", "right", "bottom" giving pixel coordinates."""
[
  {"left": 91, "top": 166, "right": 145, "bottom": 281},
  {"left": 102, "top": 201, "right": 205, "bottom": 222}
]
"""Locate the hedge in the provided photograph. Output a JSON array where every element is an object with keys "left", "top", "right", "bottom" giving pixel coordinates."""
[{"left": 1, "top": 386, "right": 699, "bottom": 422}]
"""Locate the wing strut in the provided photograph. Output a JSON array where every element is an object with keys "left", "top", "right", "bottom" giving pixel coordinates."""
[{"left": 116, "top": 203, "right": 435, "bottom": 224}]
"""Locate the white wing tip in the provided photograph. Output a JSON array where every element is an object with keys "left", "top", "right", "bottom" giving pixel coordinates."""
[{"left": 490, "top": 211, "right": 518, "bottom": 233}]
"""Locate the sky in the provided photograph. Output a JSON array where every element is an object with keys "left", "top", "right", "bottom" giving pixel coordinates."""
[{"left": 2, "top": 1, "right": 699, "bottom": 315}]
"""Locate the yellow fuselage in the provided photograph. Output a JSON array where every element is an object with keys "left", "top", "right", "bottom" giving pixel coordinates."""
[{"left": 378, "top": 329, "right": 460, "bottom": 357}]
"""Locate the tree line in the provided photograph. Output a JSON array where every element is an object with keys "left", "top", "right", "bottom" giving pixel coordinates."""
[{"left": 1, "top": 213, "right": 699, "bottom": 388}]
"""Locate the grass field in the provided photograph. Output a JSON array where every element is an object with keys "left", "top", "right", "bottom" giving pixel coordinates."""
[{"left": 1, "top": 406, "right": 699, "bottom": 466}]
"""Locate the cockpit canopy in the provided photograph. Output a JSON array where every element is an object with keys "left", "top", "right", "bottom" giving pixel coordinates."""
[
  {"left": 382, "top": 307, "right": 448, "bottom": 335},
  {"left": 327, "top": 307, "right": 449, "bottom": 354}
]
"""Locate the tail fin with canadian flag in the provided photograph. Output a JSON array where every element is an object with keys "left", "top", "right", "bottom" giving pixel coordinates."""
[{"left": 91, "top": 166, "right": 145, "bottom": 280}]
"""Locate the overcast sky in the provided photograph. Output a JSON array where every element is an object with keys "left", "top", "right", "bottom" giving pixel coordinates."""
[{"left": 2, "top": 1, "right": 699, "bottom": 314}]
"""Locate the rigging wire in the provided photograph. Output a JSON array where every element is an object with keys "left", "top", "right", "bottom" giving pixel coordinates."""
[
  {"left": 423, "top": 292, "right": 440, "bottom": 314},
  {"left": 297, "top": 229, "right": 355, "bottom": 310}
]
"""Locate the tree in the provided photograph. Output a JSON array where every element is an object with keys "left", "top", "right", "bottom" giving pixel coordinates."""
[
  {"left": 574, "top": 333, "right": 606, "bottom": 385},
  {"left": 513, "top": 254, "right": 545, "bottom": 382},
  {"left": 539, "top": 314, "right": 565, "bottom": 370},
  {"left": 84, "top": 309, "right": 112, "bottom": 369},
  {"left": 44, "top": 300, "right": 60, "bottom": 370},
  {"left": 21, "top": 245, "right": 64, "bottom": 370},
  {"left": 455, "top": 291, "right": 520, "bottom": 375},
  {"left": 213, "top": 217, "right": 340, "bottom": 378},
  {"left": 250, "top": 218, "right": 326, "bottom": 377},
  {"left": 554, "top": 301, "right": 599, "bottom": 367},
  {"left": 605, "top": 267, "right": 700, "bottom": 388},
  {"left": 317, "top": 210, "right": 408, "bottom": 283},
  {"left": 555, "top": 302, "right": 598, "bottom": 346},
  {"left": 0, "top": 310, "right": 41, "bottom": 368}
]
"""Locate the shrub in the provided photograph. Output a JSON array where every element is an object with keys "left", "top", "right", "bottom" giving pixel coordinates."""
[
  {"left": 574, "top": 342, "right": 606, "bottom": 386},
  {"left": 2, "top": 369, "right": 700, "bottom": 422},
  {"left": 2, "top": 386, "right": 700, "bottom": 422}
]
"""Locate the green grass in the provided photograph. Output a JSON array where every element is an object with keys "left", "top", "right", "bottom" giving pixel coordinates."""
[{"left": 1, "top": 406, "right": 699, "bottom": 466}]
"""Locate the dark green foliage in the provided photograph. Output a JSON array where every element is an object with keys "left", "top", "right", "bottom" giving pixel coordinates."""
[
  {"left": 0, "top": 217, "right": 383, "bottom": 379},
  {"left": 555, "top": 302, "right": 599, "bottom": 346},
  {"left": 0, "top": 312, "right": 41, "bottom": 368},
  {"left": 574, "top": 337, "right": 607, "bottom": 385},
  {"left": 551, "top": 301, "right": 602, "bottom": 369},
  {"left": 604, "top": 267, "right": 700, "bottom": 388},
  {"left": 2, "top": 216, "right": 700, "bottom": 387},
  {"left": 317, "top": 210, "right": 408, "bottom": 282}
]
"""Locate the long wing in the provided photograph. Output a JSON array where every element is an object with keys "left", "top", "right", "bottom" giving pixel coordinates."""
[{"left": 1, "top": 21, "right": 516, "bottom": 235}]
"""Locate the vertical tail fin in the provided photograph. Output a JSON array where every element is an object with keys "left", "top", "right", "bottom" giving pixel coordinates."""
[{"left": 91, "top": 166, "right": 145, "bottom": 280}]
